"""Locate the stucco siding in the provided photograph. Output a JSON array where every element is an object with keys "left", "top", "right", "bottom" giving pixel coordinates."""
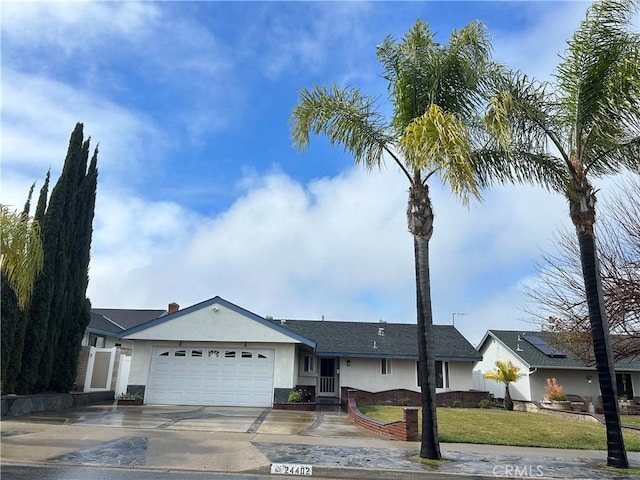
[
  {"left": 273, "top": 343, "right": 297, "bottom": 388},
  {"left": 530, "top": 368, "right": 601, "bottom": 403},
  {"left": 474, "top": 337, "right": 532, "bottom": 401},
  {"left": 338, "top": 358, "right": 473, "bottom": 394},
  {"left": 448, "top": 361, "right": 474, "bottom": 390},
  {"left": 339, "top": 358, "right": 418, "bottom": 392},
  {"left": 124, "top": 304, "right": 300, "bottom": 343}
]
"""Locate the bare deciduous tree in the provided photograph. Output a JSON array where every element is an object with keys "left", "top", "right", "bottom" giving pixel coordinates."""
[{"left": 527, "top": 175, "right": 640, "bottom": 363}]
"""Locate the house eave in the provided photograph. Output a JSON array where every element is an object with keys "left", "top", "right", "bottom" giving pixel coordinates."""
[{"left": 315, "top": 351, "right": 481, "bottom": 362}]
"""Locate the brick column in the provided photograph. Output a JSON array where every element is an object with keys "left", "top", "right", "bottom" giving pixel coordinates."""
[{"left": 403, "top": 407, "right": 419, "bottom": 441}]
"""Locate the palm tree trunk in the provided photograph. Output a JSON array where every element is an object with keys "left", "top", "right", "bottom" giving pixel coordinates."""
[
  {"left": 408, "top": 177, "right": 441, "bottom": 460},
  {"left": 577, "top": 229, "right": 628, "bottom": 468},
  {"left": 569, "top": 177, "right": 628, "bottom": 468},
  {"left": 504, "top": 384, "right": 513, "bottom": 411},
  {"left": 415, "top": 236, "right": 441, "bottom": 459}
]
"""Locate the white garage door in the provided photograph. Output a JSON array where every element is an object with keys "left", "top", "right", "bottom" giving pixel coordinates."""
[{"left": 146, "top": 346, "right": 274, "bottom": 406}]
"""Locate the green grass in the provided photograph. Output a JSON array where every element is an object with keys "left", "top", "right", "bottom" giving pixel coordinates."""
[
  {"left": 357, "top": 405, "right": 640, "bottom": 451},
  {"left": 621, "top": 416, "right": 640, "bottom": 427}
]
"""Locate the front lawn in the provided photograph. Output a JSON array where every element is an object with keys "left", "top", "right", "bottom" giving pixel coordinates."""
[
  {"left": 357, "top": 405, "right": 640, "bottom": 451},
  {"left": 621, "top": 416, "right": 640, "bottom": 427}
]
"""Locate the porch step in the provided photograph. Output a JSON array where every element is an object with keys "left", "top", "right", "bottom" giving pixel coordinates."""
[{"left": 315, "top": 397, "right": 341, "bottom": 412}]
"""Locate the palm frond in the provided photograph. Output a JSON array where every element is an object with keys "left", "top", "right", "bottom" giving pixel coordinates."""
[
  {"left": 289, "top": 84, "right": 406, "bottom": 175},
  {"left": 402, "top": 105, "right": 480, "bottom": 204},
  {"left": 484, "top": 71, "right": 569, "bottom": 190},
  {"left": 0, "top": 205, "right": 44, "bottom": 309},
  {"left": 556, "top": 0, "right": 640, "bottom": 172}
]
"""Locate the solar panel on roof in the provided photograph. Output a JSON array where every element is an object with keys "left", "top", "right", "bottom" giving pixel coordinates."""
[{"left": 523, "top": 334, "right": 567, "bottom": 357}]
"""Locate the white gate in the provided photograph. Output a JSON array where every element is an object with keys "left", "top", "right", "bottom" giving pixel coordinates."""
[
  {"left": 472, "top": 370, "right": 486, "bottom": 391},
  {"left": 83, "top": 346, "right": 116, "bottom": 392},
  {"left": 114, "top": 354, "right": 131, "bottom": 396}
]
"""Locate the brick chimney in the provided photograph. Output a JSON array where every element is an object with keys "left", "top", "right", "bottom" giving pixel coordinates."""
[{"left": 168, "top": 302, "right": 179, "bottom": 314}]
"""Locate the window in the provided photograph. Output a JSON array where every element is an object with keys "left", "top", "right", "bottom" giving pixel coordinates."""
[
  {"left": 302, "top": 355, "right": 316, "bottom": 373},
  {"left": 617, "top": 373, "right": 634, "bottom": 399},
  {"left": 89, "top": 334, "right": 106, "bottom": 348},
  {"left": 174, "top": 350, "right": 186, "bottom": 357},
  {"left": 225, "top": 350, "right": 236, "bottom": 358},
  {"left": 436, "top": 361, "right": 450, "bottom": 388},
  {"left": 381, "top": 358, "right": 392, "bottom": 375},
  {"left": 416, "top": 361, "right": 449, "bottom": 388},
  {"left": 191, "top": 350, "right": 203, "bottom": 357},
  {"left": 241, "top": 351, "right": 252, "bottom": 358}
]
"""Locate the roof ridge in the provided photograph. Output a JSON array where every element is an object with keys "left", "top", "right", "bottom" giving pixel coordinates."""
[{"left": 99, "top": 314, "right": 126, "bottom": 331}]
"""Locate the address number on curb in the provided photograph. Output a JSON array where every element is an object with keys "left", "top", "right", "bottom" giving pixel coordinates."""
[{"left": 270, "top": 463, "right": 313, "bottom": 475}]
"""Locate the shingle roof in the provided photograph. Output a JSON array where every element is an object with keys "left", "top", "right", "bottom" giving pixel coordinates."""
[
  {"left": 89, "top": 308, "right": 166, "bottom": 335},
  {"left": 483, "top": 330, "right": 640, "bottom": 370},
  {"left": 272, "top": 319, "right": 481, "bottom": 361}
]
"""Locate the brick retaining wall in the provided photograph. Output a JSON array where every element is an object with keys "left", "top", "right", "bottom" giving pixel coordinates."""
[
  {"left": 342, "top": 387, "right": 491, "bottom": 409},
  {"left": 347, "top": 396, "right": 418, "bottom": 441}
]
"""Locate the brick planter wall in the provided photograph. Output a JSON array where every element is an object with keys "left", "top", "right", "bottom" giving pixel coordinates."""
[
  {"left": 343, "top": 387, "right": 491, "bottom": 408},
  {"left": 435, "top": 390, "right": 491, "bottom": 408},
  {"left": 346, "top": 390, "right": 418, "bottom": 441}
]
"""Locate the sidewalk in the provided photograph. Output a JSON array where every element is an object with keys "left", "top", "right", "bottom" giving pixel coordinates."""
[{"left": 1, "top": 405, "right": 638, "bottom": 479}]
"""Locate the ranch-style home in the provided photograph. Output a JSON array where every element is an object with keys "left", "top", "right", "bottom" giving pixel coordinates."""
[
  {"left": 474, "top": 330, "right": 640, "bottom": 409},
  {"left": 109, "top": 296, "right": 482, "bottom": 407}
]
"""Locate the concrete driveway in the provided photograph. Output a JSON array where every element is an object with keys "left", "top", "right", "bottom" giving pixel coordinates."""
[{"left": 1, "top": 404, "right": 378, "bottom": 438}]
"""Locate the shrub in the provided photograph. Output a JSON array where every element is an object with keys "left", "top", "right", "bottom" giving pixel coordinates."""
[
  {"left": 287, "top": 387, "right": 312, "bottom": 403},
  {"left": 544, "top": 378, "right": 567, "bottom": 401},
  {"left": 479, "top": 398, "right": 492, "bottom": 409},
  {"left": 451, "top": 400, "right": 462, "bottom": 408},
  {"left": 288, "top": 390, "right": 303, "bottom": 403}
]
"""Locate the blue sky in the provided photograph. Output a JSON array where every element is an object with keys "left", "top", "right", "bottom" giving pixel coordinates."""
[{"left": 3, "top": 0, "right": 621, "bottom": 345}]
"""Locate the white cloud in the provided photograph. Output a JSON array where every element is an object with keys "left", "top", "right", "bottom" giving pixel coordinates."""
[
  {"left": 1, "top": 2, "right": 159, "bottom": 53},
  {"left": 491, "top": 2, "right": 592, "bottom": 80},
  {"left": 0, "top": 68, "right": 167, "bottom": 209},
  {"left": 83, "top": 160, "right": 575, "bottom": 352}
]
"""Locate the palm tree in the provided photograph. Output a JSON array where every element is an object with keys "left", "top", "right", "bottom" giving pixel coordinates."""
[
  {"left": 483, "top": 360, "right": 524, "bottom": 411},
  {"left": 484, "top": 0, "right": 640, "bottom": 468},
  {"left": 0, "top": 205, "right": 44, "bottom": 310},
  {"left": 290, "top": 19, "right": 498, "bottom": 459}
]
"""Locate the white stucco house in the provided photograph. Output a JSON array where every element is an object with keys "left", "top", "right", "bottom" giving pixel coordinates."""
[
  {"left": 116, "top": 296, "right": 482, "bottom": 407},
  {"left": 474, "top": 330, "right": 640, "bottom": 409}
]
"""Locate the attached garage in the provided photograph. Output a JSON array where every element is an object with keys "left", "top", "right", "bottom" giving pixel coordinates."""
[
  {"left": 121, "top": 297, "right": 316, "bottom": 407},
  {"left": 146, "top": 346, "right": 274, "bottom": 406}
]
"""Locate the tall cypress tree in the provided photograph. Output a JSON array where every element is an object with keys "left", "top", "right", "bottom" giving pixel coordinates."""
[
  {"left": 48, "top": 143, "right": 98, "bottom": 392},
  {"left": 16, "top": 123, "right": 98, "bottom": 394}
]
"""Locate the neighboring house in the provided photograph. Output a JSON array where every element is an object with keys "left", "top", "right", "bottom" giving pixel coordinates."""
[
  {"left": 474, "top": 330, "right": 640, "bottom": 406},
  {"left": 120, "top": 296, "right": 482, "bottom": 407},
  {"left": 83, "top": 307, "right": 168, "bottom": 349}
]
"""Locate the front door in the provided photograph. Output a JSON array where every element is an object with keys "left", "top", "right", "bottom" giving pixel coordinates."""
[{"left": 318, "top": 358, "right": 336, "bottom": 397}]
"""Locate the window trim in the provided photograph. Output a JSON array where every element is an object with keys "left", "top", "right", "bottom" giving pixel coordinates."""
[
  {"left": 416, "top": 360, "right": 449, "bottom": 388},
  {"left": 300, "top": 354, "right": 316, "bottom": 375},
  {"left": 381, "top": 358, "right": 392, "bottom": 375}
]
